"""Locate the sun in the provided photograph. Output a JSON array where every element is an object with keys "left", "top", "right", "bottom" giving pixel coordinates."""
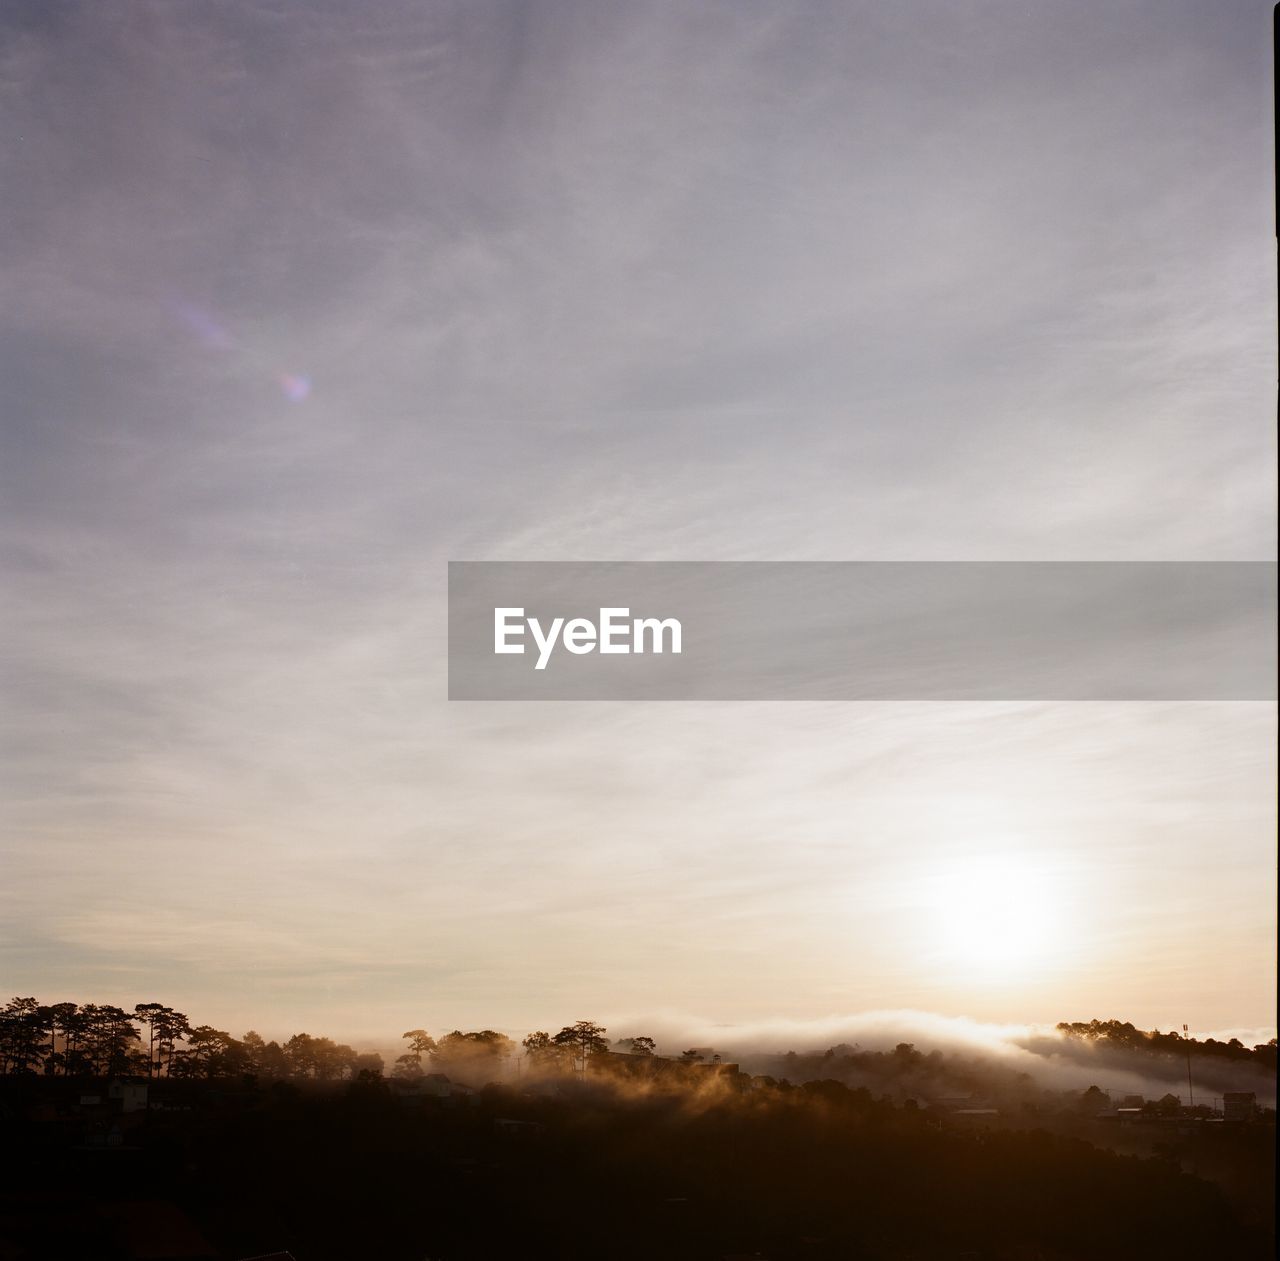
[{"left": 921, "top": 853, "right": 1066, "bottom": 981}]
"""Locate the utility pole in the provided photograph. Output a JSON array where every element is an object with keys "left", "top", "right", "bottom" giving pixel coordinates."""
[{"left": 1183, "top": 1023, "right": 1194, "bottom": 1108}]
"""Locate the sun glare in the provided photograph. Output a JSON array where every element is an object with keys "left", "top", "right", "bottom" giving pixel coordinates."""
[{"left": 922, "top": 853, "right": 1066, "bottom": 981}]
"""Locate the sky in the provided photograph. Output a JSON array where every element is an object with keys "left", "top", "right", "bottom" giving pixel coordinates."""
[{"left": 1, "top": 0, "right": 1276, "bottom": 1046}]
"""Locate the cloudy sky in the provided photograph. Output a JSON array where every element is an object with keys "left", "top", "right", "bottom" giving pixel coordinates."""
[{"left": 1, "top": 0, "right": 1275, "bottom": 1045}]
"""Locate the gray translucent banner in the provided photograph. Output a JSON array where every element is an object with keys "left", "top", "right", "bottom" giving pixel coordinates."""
[{"left": 447, "top": 562, "right": 1277, "bottom": 701}]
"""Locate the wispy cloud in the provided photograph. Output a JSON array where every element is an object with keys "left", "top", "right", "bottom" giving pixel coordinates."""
[{"left": 1, "top": 1, "right": 1274, "bottom": 1036}]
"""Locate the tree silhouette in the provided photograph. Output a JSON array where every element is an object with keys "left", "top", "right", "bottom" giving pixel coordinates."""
[
  {"left": 432, "top": 1030, "right": 515, "bottom": 1083},
  {"left": 552, "top": 1021, "right": 609, "bottom": 1075},
  {"left": 1078, "top": 1085, "right": 1109, "bottom": 1114},
  {"left": 616, "top": 1036, "right": 657, "bottom": 1056},
  {"left": 78, "top": 1005, "right": 142, "bottom": 1077},
  {"left": 0, "top": 997, "right": 47, "bottom": 1074},
  {"left": 60, "top": 1004, "right": 93, "bottom": 1075},
  {"left": 283, "top": 1033, "right": 358, "bottom": 1081},
  {"left": 521, "top": 1031, "right": 571, "bottom": 1073},
  {"left": 174, "top": 1026, "right": 235, "bottom": 1079},
  {"left": 132, "top": 1003, "right": 185, "bottom": 1077},
  {"left": 240, "top": 1030, "right": 267, "bottom": 1075},
  {"left": 395, "top": 1028, "right": 436, "bottom": 1078},
  {"left": 157, "top": 1008, "right": 189, "bottom": 1076},
  {"left": 256, "top": 1037, "right": 290, "bottom": 1079},
  {"left": 44, "top": 1001, "right": 79, "bottom": 1075}
]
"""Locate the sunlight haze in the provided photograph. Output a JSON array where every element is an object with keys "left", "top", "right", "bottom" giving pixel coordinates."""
[{"left": 1, "top": 0, "right": 1276, "bottom": 1047}]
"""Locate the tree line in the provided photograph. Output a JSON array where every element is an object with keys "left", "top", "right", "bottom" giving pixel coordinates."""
[
  {"left": 386, "top": 1020, "right": 669, "bottom": 1080},
  {"left": 0, "top": 999, "right": 666, "bottom": 1084},
  {"left": 1056, "top": 1019, "right": 1277, "bottom": 1067},
  {"left": 7, "top": 996, "right": 1272, "bottom": 1087},
  {"left": 0, "top": 996, "right": 388, "bottom": 1081}
]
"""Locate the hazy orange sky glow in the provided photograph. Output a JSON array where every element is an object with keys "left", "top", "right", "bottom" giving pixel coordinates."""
[{"left": 2, "top": 1, "right": 1275, "bottom": 1047}]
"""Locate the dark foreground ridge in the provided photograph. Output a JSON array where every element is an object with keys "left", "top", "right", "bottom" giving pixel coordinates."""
[{"left": 0, "top": 1000, "right": 1275, "bottom": 1260}]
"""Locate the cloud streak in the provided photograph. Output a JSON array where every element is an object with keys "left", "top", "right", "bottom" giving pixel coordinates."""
[{"left": 1, "top": 0, "right": 1275, "bottom": 1037}]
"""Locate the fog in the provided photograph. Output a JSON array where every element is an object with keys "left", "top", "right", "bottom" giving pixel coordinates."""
[{"left": 362, "top": 1010, "right": 1273, "bottom": 1106}]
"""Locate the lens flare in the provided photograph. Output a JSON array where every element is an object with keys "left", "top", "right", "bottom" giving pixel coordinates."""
[
  {"left": 170, "top": 297, "right": 312, "bottom": 402},
  {"left": 172, "top": 300, "right": 233, "bottom": 350},
  {"left": 279, "top": 373, "right": 312, "bottom": 403}
]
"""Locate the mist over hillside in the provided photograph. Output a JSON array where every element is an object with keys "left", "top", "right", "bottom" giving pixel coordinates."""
[
  {"left": 341, "top": 1010, "right": 1279, "bottom": 1108},
  {"left": 597, "top": 1012, "right": 1279, "bottom": 1107},
  {"left": 4, "top": 995, "right": 1275, "bottom": 1258}
]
